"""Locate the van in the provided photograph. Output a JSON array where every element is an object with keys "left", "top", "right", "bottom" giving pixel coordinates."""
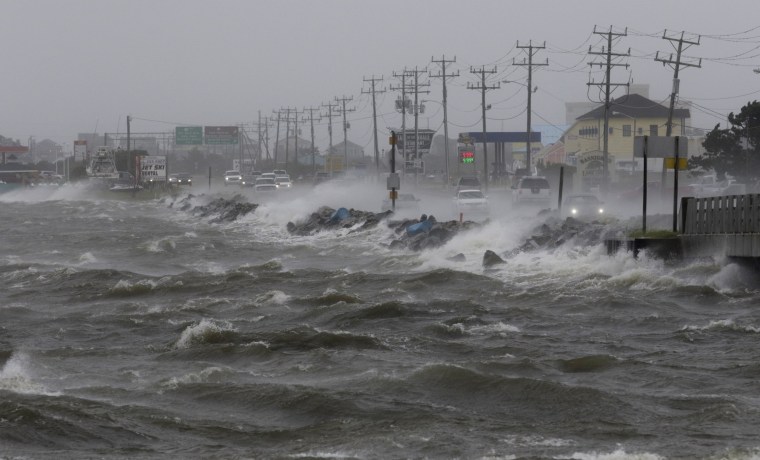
[{"left": 512, "top": 176, "right": 551, "bottom": 207}]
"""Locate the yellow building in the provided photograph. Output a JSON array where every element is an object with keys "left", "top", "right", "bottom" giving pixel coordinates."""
[{"left": 561, "top": 93, "right": 690, "bottom": 190}]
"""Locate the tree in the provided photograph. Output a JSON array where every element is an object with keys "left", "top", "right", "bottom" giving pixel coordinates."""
[{"left": 690, "top": 100, "right": 760, "bottom": 181}]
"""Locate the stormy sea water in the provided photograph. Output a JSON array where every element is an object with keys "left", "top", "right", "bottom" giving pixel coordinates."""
[{"left": 2, "top": 180, "right": 760, "bottom": 460}]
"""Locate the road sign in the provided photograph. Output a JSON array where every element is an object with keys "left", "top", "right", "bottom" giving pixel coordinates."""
[
  {"left": 204, "top": 126, "right": 239, "bottom": 145},
  {"left": 175, "top": 126, "right": 203, "bottom": 145},
  {"left": 664, "top": 157, "right": 688, "bottom": 170},
  {"left": 634, "top": 135, "right": 687, "bottom": 158}
]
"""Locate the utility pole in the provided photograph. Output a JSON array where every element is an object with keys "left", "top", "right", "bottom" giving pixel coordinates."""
[
  {"left": 390, "top": 69, "right": 412, "bottom": 175},
  {"left": 362, "top": 75, "right": 386, "bottom": 177},
  {"left": 321, "top": 100, "right": 338, "bottom": 173},
  {"left": 253, "top": 112, "right": 273, "bottom": 166},
  {"left": 655, "top": 30, "right": 702, "bottom": 137},
  {"left": 303, "top": 106, "right": 321, "bottom": 174},
  {"left": 467, "top": 66, "right": 500, "bottom": 190},
  {"left": 431, "top": 55, "right": 459, "bottom": 187},
  {"left": 291, "top": 108, "right": 303, "bottom": 170},
  {"left": 408, "top": 66, "right": 430, "bottom": 181},
  {"left": 280, "top": 107, "right": 294, "bottom": 170},
  {"left": 588, "top": 26, "right": 630, "bottom": 192},
  {"left": 513, "top": 41, "right": 548, "bottom": 171},
  {"left": 334, "top": 96, "right": 355, "bottom": 172},
  {"left": 273, "top": 110, "right": 282, "bottom": 165}
]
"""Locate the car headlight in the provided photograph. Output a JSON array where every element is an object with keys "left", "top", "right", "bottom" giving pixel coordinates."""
[
  {"left": 571, "top": 208, "right": 578, "bottom": 214},
  {"left": 598, "top": 208, "right": 604, "bottom": 214}
]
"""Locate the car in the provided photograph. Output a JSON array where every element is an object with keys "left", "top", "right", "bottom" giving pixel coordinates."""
[
  {"left": 313, "top": 171, "right": 332, "bottom": 185},
  {"left": 275, "top": 175, "right": 292, "bottom": 189},
  {"left": 168, "top": 173, "right": 192, "bottom": 186},
  {"left": 455, "top": 175, "right": 481, "bottom": 192},
  {"left": 254, "top": 177, "right": 278, "bottom": 192},
  {"left": 39, "top": 170, "right": 64, "bottom": 184},
  {"left": 240, "top": 175, "right": 259, "bottom": 187},
  {"left": 561, "top": 193, "right": 605, "bottom": 219},
  {"left": 381, "top": 193, "right": 421, "bottom": 212},
  {"left": 273, "top": 169, "right": 288, "bottom": 177},
  {"left": 224, "top": 170, "right": 242, "bottom": 186},
  {"left": 512, "top": 176, "right": 551, "bottom": 207},
  {"left": 453, "top": 189, "right": 489, "bottom": 217}
]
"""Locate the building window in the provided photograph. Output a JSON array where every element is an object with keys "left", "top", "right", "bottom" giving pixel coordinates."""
[
  {"left": 650, "top": 125, "right": 659, "bottom": 137},
  {"left": 622, "top": 124, "right": 632, "bottom": 137}
]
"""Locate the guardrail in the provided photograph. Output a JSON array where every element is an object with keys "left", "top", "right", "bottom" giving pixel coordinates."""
[{"left": 681, "top": 194, "right": 760, "bottom": 235}]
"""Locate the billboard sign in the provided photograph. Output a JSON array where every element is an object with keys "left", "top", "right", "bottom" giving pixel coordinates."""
[
  {"left": 175, "top": 126, "right": 203, "bottom": 145},
  {"left": 397, "top": 130, "right": 434, "bottom": 153},
  {"left": 74, "top": 140, "right": 87, "bottom": 158},
  {"left": 205, "top": 126, "right": 239, "bottom": 145},
  {"left": 141, "top": 156, "right": 167, "bottom": 181}
]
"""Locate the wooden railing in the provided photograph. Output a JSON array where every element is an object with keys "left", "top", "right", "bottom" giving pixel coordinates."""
[{"left": 681, "top": 194, "right": 760, "bottom": 235}]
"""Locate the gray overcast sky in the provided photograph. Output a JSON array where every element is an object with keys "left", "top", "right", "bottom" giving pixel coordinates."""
[{"left": 2, "top": 0, "right": 760, "bottom": 152}]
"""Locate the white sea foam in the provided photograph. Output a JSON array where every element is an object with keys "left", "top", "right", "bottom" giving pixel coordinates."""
[
  {"left": 160, "top": 366, "right": 230, "bottom": 391},
  {"left": 175, "top": 318, "right": 236, "bottom": 349},
  {"left": 469, "top": 321, "right": 521, "bottom": 335},
  {"left": 0, "top": 352, "right": 54, "bottom": 395},
  {"left": 566, "top": 448, "right": 664, "bottom": 460},
  {"left": 681, "top": 319, "right": 760, "bottom": 334},
  {"left": 77, "top": 251, "right": 98, "bottom": 265},
  {"left": 255, "top": 290, "right": 291, "bottom": 305}
]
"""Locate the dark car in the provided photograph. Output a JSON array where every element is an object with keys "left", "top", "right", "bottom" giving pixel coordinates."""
[
  {"left": 455, "top": 175, "right": 481, "bottom": 192},
  {"left": 561, "top": 193, "right": 605, "bottom": 219},
  {"left": 168, "top": 173, "right": 192, "bottom": 186},
  {"left": 240, "top": 175, "right": 258, "bottom": 187},
  {"left": 313, "top": 171, "right": 332, "bottom": 185}
]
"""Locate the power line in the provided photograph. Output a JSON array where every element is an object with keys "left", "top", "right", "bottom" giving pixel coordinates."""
[
  {"left": 655, "top": 30, "right": 702, "bottom": 137},
  {"left": 467, "top": 65, "right": 500, "bottom": 189},
  {"left": 587, "top": 25, "right": 630, "bottom": 191},
  {"left": 513, "top": 40, "right": 548, "bottom": 169},
  {"left": 431, "top": 55, "right": 459, "bottom": 184},
  {"left": 362, "top": 75, "right": 386, "bottom": 174}
]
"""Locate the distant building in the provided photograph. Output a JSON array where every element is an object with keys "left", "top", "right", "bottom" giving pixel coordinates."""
[{"left": 548, "top": 92, "right": 694, "bottom": 191}]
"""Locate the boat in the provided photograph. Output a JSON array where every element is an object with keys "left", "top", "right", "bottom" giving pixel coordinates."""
[{"left": 86, "top": 147, "right": 120, "bottom": 183}]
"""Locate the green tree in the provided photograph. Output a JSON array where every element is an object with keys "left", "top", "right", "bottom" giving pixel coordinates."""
[{"left": 690, "top": 100, "right": 760, "bottom": 182}]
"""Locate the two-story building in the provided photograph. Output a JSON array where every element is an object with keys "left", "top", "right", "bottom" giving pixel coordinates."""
[{"left": 555, "top": 93, "right": 691, "bottom": 191}]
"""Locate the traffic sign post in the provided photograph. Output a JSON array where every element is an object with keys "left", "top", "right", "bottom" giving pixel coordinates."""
[{"left": 175, "top": 126, "right": 203, "bottom": 145}]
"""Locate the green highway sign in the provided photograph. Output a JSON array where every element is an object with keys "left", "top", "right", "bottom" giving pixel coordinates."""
[
  {"left": 175, "top": 126, "right": 203, "bottom": 145},
  {"left": 204, "top": 126, "right": 239, "bottom": 145}
]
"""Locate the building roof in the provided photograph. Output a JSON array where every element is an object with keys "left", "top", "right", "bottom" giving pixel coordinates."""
[{"left": 577, "top": 93, "right": 690, "bottom": 120}]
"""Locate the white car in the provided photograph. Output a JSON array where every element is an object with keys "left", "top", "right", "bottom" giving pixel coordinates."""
[
  {"left": 275, "top": 175, "right": 292, "bottom": 189},
  {"left": 254, "top": 177, "right": 278, "bottom": 192},
  {"left": 224, "top": 170, "right": 242, "bottom": 186},
  {"left": 454, "top": 189, "right": 489, "bottom": 217},
  {"left": 512, "top": 176, "right": 551, "bottom": 208}
]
